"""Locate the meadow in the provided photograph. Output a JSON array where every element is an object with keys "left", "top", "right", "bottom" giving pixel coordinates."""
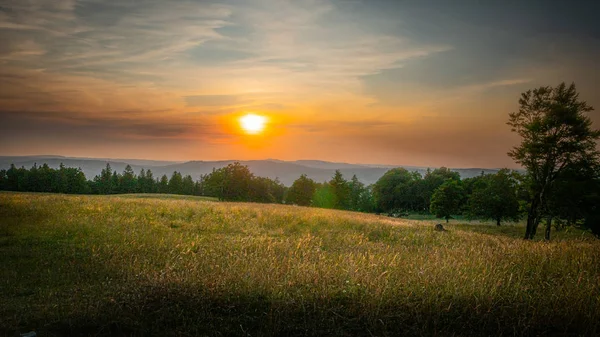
[{"left": 1, "top": 192, "right": 599, "bottom": 336}]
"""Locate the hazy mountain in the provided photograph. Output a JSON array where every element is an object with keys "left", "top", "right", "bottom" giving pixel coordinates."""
[{"left": 0, "top": 156, "right": 502, "bottom": 186}]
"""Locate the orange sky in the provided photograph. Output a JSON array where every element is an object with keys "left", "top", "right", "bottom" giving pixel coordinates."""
[{"left": 0, "top": 0, "right": 598, "bottom": 168}]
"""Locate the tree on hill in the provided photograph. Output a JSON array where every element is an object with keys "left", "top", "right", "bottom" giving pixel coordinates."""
[
  {"left": 348, "top": 175, "right": 376, "bottom": 212},
  {"left": 158, "top": 174, "right": 169, "bottom": 194},
  {"left": 286, "top": 174, "right": 317, "bottom": 206},
  {"left": 312, "top": 182, "right": 336, "bottom": 209},
  {"left": 98, "top": 163, "right": 114, "bottom": 194},
  {"left": 508, "top": 82, "right": 600, "bottom": 240},
  {"left": 329, "top": 170, "right": 350, "bottom": 209},
  {"left": 372, "top": 168, "right": 422, "bottom": 213},
  {"left": 468, "top": 169, "right": 521, "bottom": 225},
  {"left": 420, "top": 167, "right": 461, "bottom": 212},
  {"left": 220, "top": 162, "right": 253, "bottom": 201},
  {"left": 138, "top": 168, "right": 157, "bottom": 193},
  {"left": 145, "top": 169, "right": 155, "bottom": 193},
  {"left": 200, "top": 162, "right": 254, "bottom": 201},
  {"left": 430, "top": 180, "right": 465, "bottom": 222},
  {"left": 249, "top": 176, "right": 285, "bottom": 203},
  {"left": 111, "top": 171, "right": 120, "bottom": 194},
  {"left": 181, "top": 174, "right": 195, "bottom": 196},
  {"left": 119, "top": 165, "right": 137, "bottom": 193},
  {"left": 168, "top": 171, "right": 183, "bottom": 195}
]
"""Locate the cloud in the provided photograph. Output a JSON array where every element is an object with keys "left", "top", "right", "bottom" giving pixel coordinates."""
[
  {"left": 185, "top": 95, "right": 248, "bottom": 107},
  {"left": 0, "top": 108, "right": 227, "bottom": 142},
  {"left": 1, "top": 0, "right": 598, "bottom": 165},
  {"left": 0, "top": 0, "right": 450, "bottom": 110}
]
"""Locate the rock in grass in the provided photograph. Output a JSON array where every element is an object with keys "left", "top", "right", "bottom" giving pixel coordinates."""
[{"left": 435, "top": 223, "right": 447, "bottom": 232}]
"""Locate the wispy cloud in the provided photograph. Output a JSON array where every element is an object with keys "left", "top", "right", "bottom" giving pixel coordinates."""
[{"left": 0, "top": 0, "right": 597, "bottom": 165}]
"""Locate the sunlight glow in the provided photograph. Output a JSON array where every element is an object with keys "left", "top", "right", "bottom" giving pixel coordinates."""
[{"left": 240, "top": 114, "right": 267, "bottom": 134}]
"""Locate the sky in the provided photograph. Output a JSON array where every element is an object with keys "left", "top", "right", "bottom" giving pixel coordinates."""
[{"left": 0, "top": 0, "right": 599, "bottom": 168}]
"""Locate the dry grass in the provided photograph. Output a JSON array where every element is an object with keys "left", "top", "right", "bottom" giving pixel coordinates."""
[{"left": 1, "top": 192, "right": 599, "bottom": 336}]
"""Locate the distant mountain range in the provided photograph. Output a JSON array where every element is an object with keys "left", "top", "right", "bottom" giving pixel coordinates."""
[{"left": 0, "top": 155, "right": 503, "bottom": 186}]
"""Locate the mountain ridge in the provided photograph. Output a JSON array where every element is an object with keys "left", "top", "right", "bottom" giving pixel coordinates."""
[{"left": 0, "top": 155, "right": 505, "bottom": 186}]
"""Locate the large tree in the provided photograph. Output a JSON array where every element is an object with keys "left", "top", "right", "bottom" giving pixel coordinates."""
[
  {"left": 119, "top": 165, "right": 137, "bottom": 193},
  {"left": 467, "top": 169, "right": 521, "bottom": 226},
  {"left": 372, "top": 168, "right": 419, "bottom": 213},
  {"left": 286, "top": 174, "right": 317, "bottom": 206},
  {"left": 329, "top": 170, "right": 350, "bottom": 210},
  {"left": 508, "top": 82, "right": 600, "bottom": 240},
  {"left": 430, "top": 180, "right": 465, "bottom": 223}
]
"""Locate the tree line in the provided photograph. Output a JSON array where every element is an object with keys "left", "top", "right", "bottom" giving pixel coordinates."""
[
  {"left": 0, "top": 162, "right": 286, "bottom": 203},
  {"left": 1, "top": 157, "right": 598, "bottom": 238}
]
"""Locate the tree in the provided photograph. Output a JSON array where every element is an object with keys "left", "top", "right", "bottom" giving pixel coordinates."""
[
  {"left": 329, "top": 170, "right": 350, "bottom": 209},
  {"left": 430, "top": 180, "right": 465, "bottom": 222},
  {"left": 312, "top": 182, "right": 336, "bottom": 209},
  {"left": 220, "top": 162, "right": 253, "bottom": 201},
  {"left": 373, "top": 168, "right": 422, "bottom": 213},
  {"left": 168, "top": 171, "right": 183, "bottom": 194},
  {"left": 120, "top": 165, "right": 137, "bottom": 193},
  {"left": 286, "top": 174, "right": 317, "bottom": 206},
  {"left": 546, "top": 160, "right": 600, "bottom": 233},
  {"left": 145, "top": 169, "right": 156, "bottom": 193},
  {"left": 468, "top": 169, "right": 521, "bottom": 225},
  {"left": 508, "top": 82, "right": 600, "bottom": 240},
  {"left": 0, "top": 169, "right": 6, "bottom": 190},
  {"left": 420, "top": 167, "right": 460, "bottom": 212},
  {"left": 158, "top": 175, "right": 169, "bottom": 194},
  {"left": 182, "top": 175, "right": 195, "bottom": 195},
  {"left": 97, "top": 163, "right": 114, "bottom": 194},
  {"left": 200, "top": 163, "right": 254, "bottom": 201},
  {"left": 348, "top": 175, "right": 363, "bottom": 211},
  {"left": 111, "top": 171, "right": 120, "bottom": 194},
  {"left": 138, "top": 169, "right": 147, "bottom": 193}
]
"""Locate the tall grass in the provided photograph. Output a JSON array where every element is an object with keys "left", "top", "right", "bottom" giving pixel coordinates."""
[{"left": 1, "top": 192, "right": 599, "bottom": 336}]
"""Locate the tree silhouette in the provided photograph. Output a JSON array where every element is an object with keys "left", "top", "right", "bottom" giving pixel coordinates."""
[{"left": 508, "top": 82, "right": 600, "bottom": 239}]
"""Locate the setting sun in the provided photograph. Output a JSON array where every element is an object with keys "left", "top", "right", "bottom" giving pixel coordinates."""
[{"left": 240, "top": 114, "right": 267, "bottom": 134}]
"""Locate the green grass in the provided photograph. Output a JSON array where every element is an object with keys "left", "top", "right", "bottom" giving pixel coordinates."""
[{"left": 1, "top": 192, "right": 599, "bottom": 336}]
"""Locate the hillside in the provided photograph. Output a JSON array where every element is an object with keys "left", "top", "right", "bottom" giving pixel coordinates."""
[
  {"left": 0, "top": 156, "right": 502, "bottom": 186},
  {"left": 1, "top": 192, "right": 598, "bottom": 336}
]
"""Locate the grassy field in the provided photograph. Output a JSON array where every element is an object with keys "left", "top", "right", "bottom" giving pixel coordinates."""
[{"left": 1, "top": 192, "right": 599, "bottom": 336}]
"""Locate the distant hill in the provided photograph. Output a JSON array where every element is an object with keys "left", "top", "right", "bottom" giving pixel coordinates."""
[{"left": 0, "top": 156, "right": 502, "bottom": 186}]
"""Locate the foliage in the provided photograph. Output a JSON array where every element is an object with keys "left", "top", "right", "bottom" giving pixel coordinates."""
[
  {"left": 200, "top": 162, "right": 286, "bottom": 203},
  {"left": 508, "top": 82, "right": 600, "bottom": 239},
  {"left": 119, "top": 165, "right": 137, "bottom": 193},
  {"left": 373, "top": 167, "right": 459, "bottom": 214},
  {"left": 430, "top": 180, "right": 465, "bottom": 222},
  {"left": 286, "top": 174, "right": 317, "bottom": 206},
  {"left": 311, "top": 183, "right": 336, "bottom": 209},
  {"left": 348, "top": 175, "right": 376, "bottom": 212},
  {"left": 0, "top": 163, "right": 89, "bottom": 194},
  {"left": 329, "top": 170, "right": 350, "bottom": 209},
  {"left": 467, "top": 169, "right": 521, "bottom": 225}
]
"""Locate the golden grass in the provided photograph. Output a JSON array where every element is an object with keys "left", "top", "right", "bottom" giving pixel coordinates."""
[{"left": 1, "top": 192, "right": 599, "bottom": 336}]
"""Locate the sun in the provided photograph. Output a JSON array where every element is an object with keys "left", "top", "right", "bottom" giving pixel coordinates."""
[{"left": 239, "top": 114, "right": 267, "bottom": 134}]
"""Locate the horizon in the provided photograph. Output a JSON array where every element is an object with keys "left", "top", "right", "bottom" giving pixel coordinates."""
[
  {"left": 0, "top": 153, "right": 521, "bottom": 170},
  {"left": 1, "top": 0, "right": 599, "bottom": 167}
]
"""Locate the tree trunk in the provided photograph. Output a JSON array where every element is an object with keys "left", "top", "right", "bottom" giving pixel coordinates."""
[
  {"left": 545, "top": 217, "right": 552, "bottom": 241},
  {"left": 496, "top": 218, "right": 501, "bottom": 226},
  {"left": 445, "top": 217, "right": 449, "bottom": 223},
  {"left": 525, "top": 198, "right": 540, "bottom": 240}
]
